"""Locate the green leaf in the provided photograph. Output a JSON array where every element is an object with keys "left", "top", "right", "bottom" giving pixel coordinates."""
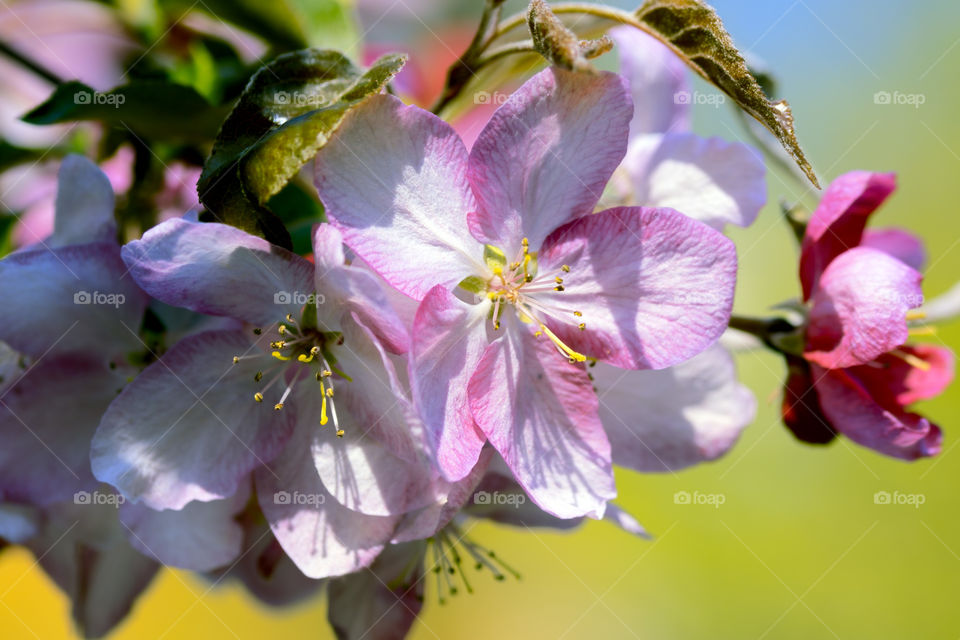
[
  {"left": 22, "top": 81, "right": 227, "bottom": 144},
  {"left": 198, "top": 49, "right": 406, "bottom": 250},
  {"left": 447, "top": 1, "right": 818, "bottom": 188},
  {"left": 633, "top": 0, "right": 818, "bottom": 187}
]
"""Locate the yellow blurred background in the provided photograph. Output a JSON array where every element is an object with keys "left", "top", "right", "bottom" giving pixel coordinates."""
[{"left": 2, "top": 0, "right": 959, "bottom": 637}]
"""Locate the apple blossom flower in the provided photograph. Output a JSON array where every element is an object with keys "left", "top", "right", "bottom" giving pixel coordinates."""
[
  {"left": 606, "top": 26, "right": 767, "bottom": 231},
  {"left": 781, "top": 171, "right": 953, "bottom": 459},
  {"left": 313, "top": 66, "right": 738, "bottom": 519}
]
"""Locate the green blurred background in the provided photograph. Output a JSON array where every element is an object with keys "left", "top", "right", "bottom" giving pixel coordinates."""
[{"left": 2, "top": 0, "right": 959, "bottom": 637}]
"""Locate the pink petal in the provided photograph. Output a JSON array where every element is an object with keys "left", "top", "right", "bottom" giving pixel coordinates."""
[
  {"left": 313, "top": 94, "right": 483, "bottom": 300},
  {"left": 311, "top": 223, "right": 409, "bottom": 354},
  {"left": 596, "top": 344, "right": 755, "bottom": 471},
  {"left": 52, "top": 155, "right": 117, "bottom": 247},
  {"left": 409, "top": 285, "right": 488, "bottom": 481},
  {"left": 122, "top": 218, "right": 315, "bottom": 326},
  {"left": 255, "top": 420, "right": 397, "bottom": 579},
  {"left": 800, "top": 171, "right": 896, "bottom": 299},
  {"left": 327, "top": 542, "right": 424, "bottom": 640},
  {"left": 620, "top": 132, "right": 766, "bottom": 229},
  {"left": 91, "top": 330, "right": 296, "bottom": 510},
  {"left": 0, "top": 354, "right": 118, "bottom": 505},
  {"left": 813, "top": 364, "right": 942, "bottom": 460},
  {"left": 467, "top": 318, "right": 615, "bottom": 519},
  {"left": 536, "top": 207, "right": 737, "bottom": 369},
  {"left": 610, "top": 25, "right": 690, "bottom": 138},
  {"left": 119, "top": 484, "right": 249, "bottom": 571},
  {"left": 805, "top": 247, "right": 922, "bottom": 369},
  {"left": 312, "top": 316, "right": 440, "bottom": 516},
  {"left": 0, "top": 242, "right": 149, "bottom": 359},
  {"left": 467, "top": 67, "right": 633, "bottom": 255},
  {"left": 861, "top": 227, "right": 927, "bottom": 271}
]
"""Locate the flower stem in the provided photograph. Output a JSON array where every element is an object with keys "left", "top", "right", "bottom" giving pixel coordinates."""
[{"left": 0, "top": 39, "right": 62, "bottom": 85}]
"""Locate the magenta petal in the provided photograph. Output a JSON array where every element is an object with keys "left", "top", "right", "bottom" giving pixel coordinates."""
[
  {"left": 843, "top": 345, "right": 954, "bottom": 407},
  {"left": 800, "top": 171, "right": 896, "bottom": 299},
  {"left": 805, "top": 247, "right": 922, "bottom": 369},
  {"left": 536, "top": 207, "right": 737, "bottom": 369},
  {"left": 610, "top": 25, "right": 690, "bottom": 138},
  {"left": 122, "top": 218, "right": 315, "bottom": 326},
  {"left": 861, "top": 227, "right": 927, "bottom": 271},
  {"left": 467, "top": 67, "right": 633, "bottom": 254},
  {"left": 813, "top": 364, "right": 942, "bottom": 460},
  {"left": 119, "top": 484, "right": 249, "bottom": 571},
  {"left": 314, "top": 94, "right": 483, "bottom": 300},
  {"left": 409, "top": 285, "right": 488, "bottom": 481},
  {"left": 91, "top": 330, "right": 295, "bottom": 510},
  {"left": 255, "top": 421, "right": 397, "bottom": 579},
  {"left": 467, "top": 319, "right": 615, "bottom": 519}
]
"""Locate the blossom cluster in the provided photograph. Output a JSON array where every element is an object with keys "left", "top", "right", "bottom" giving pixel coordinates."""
[{"left": 0, "top": 4, "right": 954, "bottom": 639}]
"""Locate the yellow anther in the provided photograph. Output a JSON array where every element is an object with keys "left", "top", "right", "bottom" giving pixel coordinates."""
[
  {"left": 494, "top": 321, "right": 501, "bottom": 330},
  {"left": 534, "top": 330, "right": 543, "bottom": 337},
  {"left": 573, "top": 311, "right": 582, "bottom": 317},
  {"left": 539, "top": 324, "right": 586, "bottom": 362},
  {"left": 232, "top": 356, "right": 240, "bottom": 364},
  {"left": 254, "top": 371, "right": 263, "bottom": 382},
  {"left": 522, "top": 237, "right": 529, "bottom": 248},
  {"left": 326, "top": 388, "right": 334, "bottom": 397},
  {"left": 274, "top": 403, "right": 284, "bottom": 411},
  {"left": 270, "top": 340, "right": 286, "bottom": 349},
  {"left": 554, "top": 285, "right": 565, "bottom": 292},
  {"left": 892, "top": 349, "right": 932, "bottom": 371},
  {"left": 555, "top": 277, "right": 563, "bottom": 284},
  {"left": 278, "top": 325, "right": 287, "bottom": 335},
  {"left": 321, "top": 370, "right": 332, "bottom": 377},
  {"left": 254, "top": 392, "right": 263, "bottom": 403},
  {"left": 578, "top": 323, "right": 586, "bottom": 331},
  {"left": 297, "top": 347, "right": 320, "bottom": 364},
  {"left": 271, "top": 351, "right": 292, "bottom": 361},
  {"left": 561, "top": 264, "right": 570, "bottom": 272},
  {"left": 906, "top": 310, "right": 927, "bottom": 321},
  {"left": 336, "top": 429, "right": 345, "bottom": 438},
  {"left": 286, "top": 313, "right": 294, "bottom": 322}
]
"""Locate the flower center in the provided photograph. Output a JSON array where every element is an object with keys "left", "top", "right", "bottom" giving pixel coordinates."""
[
  {"left": 483, "top": 238, "right": 587, "bottom": 363},
  {"left": 232, "top": 310, "right": 346, "bottom": 437}
]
